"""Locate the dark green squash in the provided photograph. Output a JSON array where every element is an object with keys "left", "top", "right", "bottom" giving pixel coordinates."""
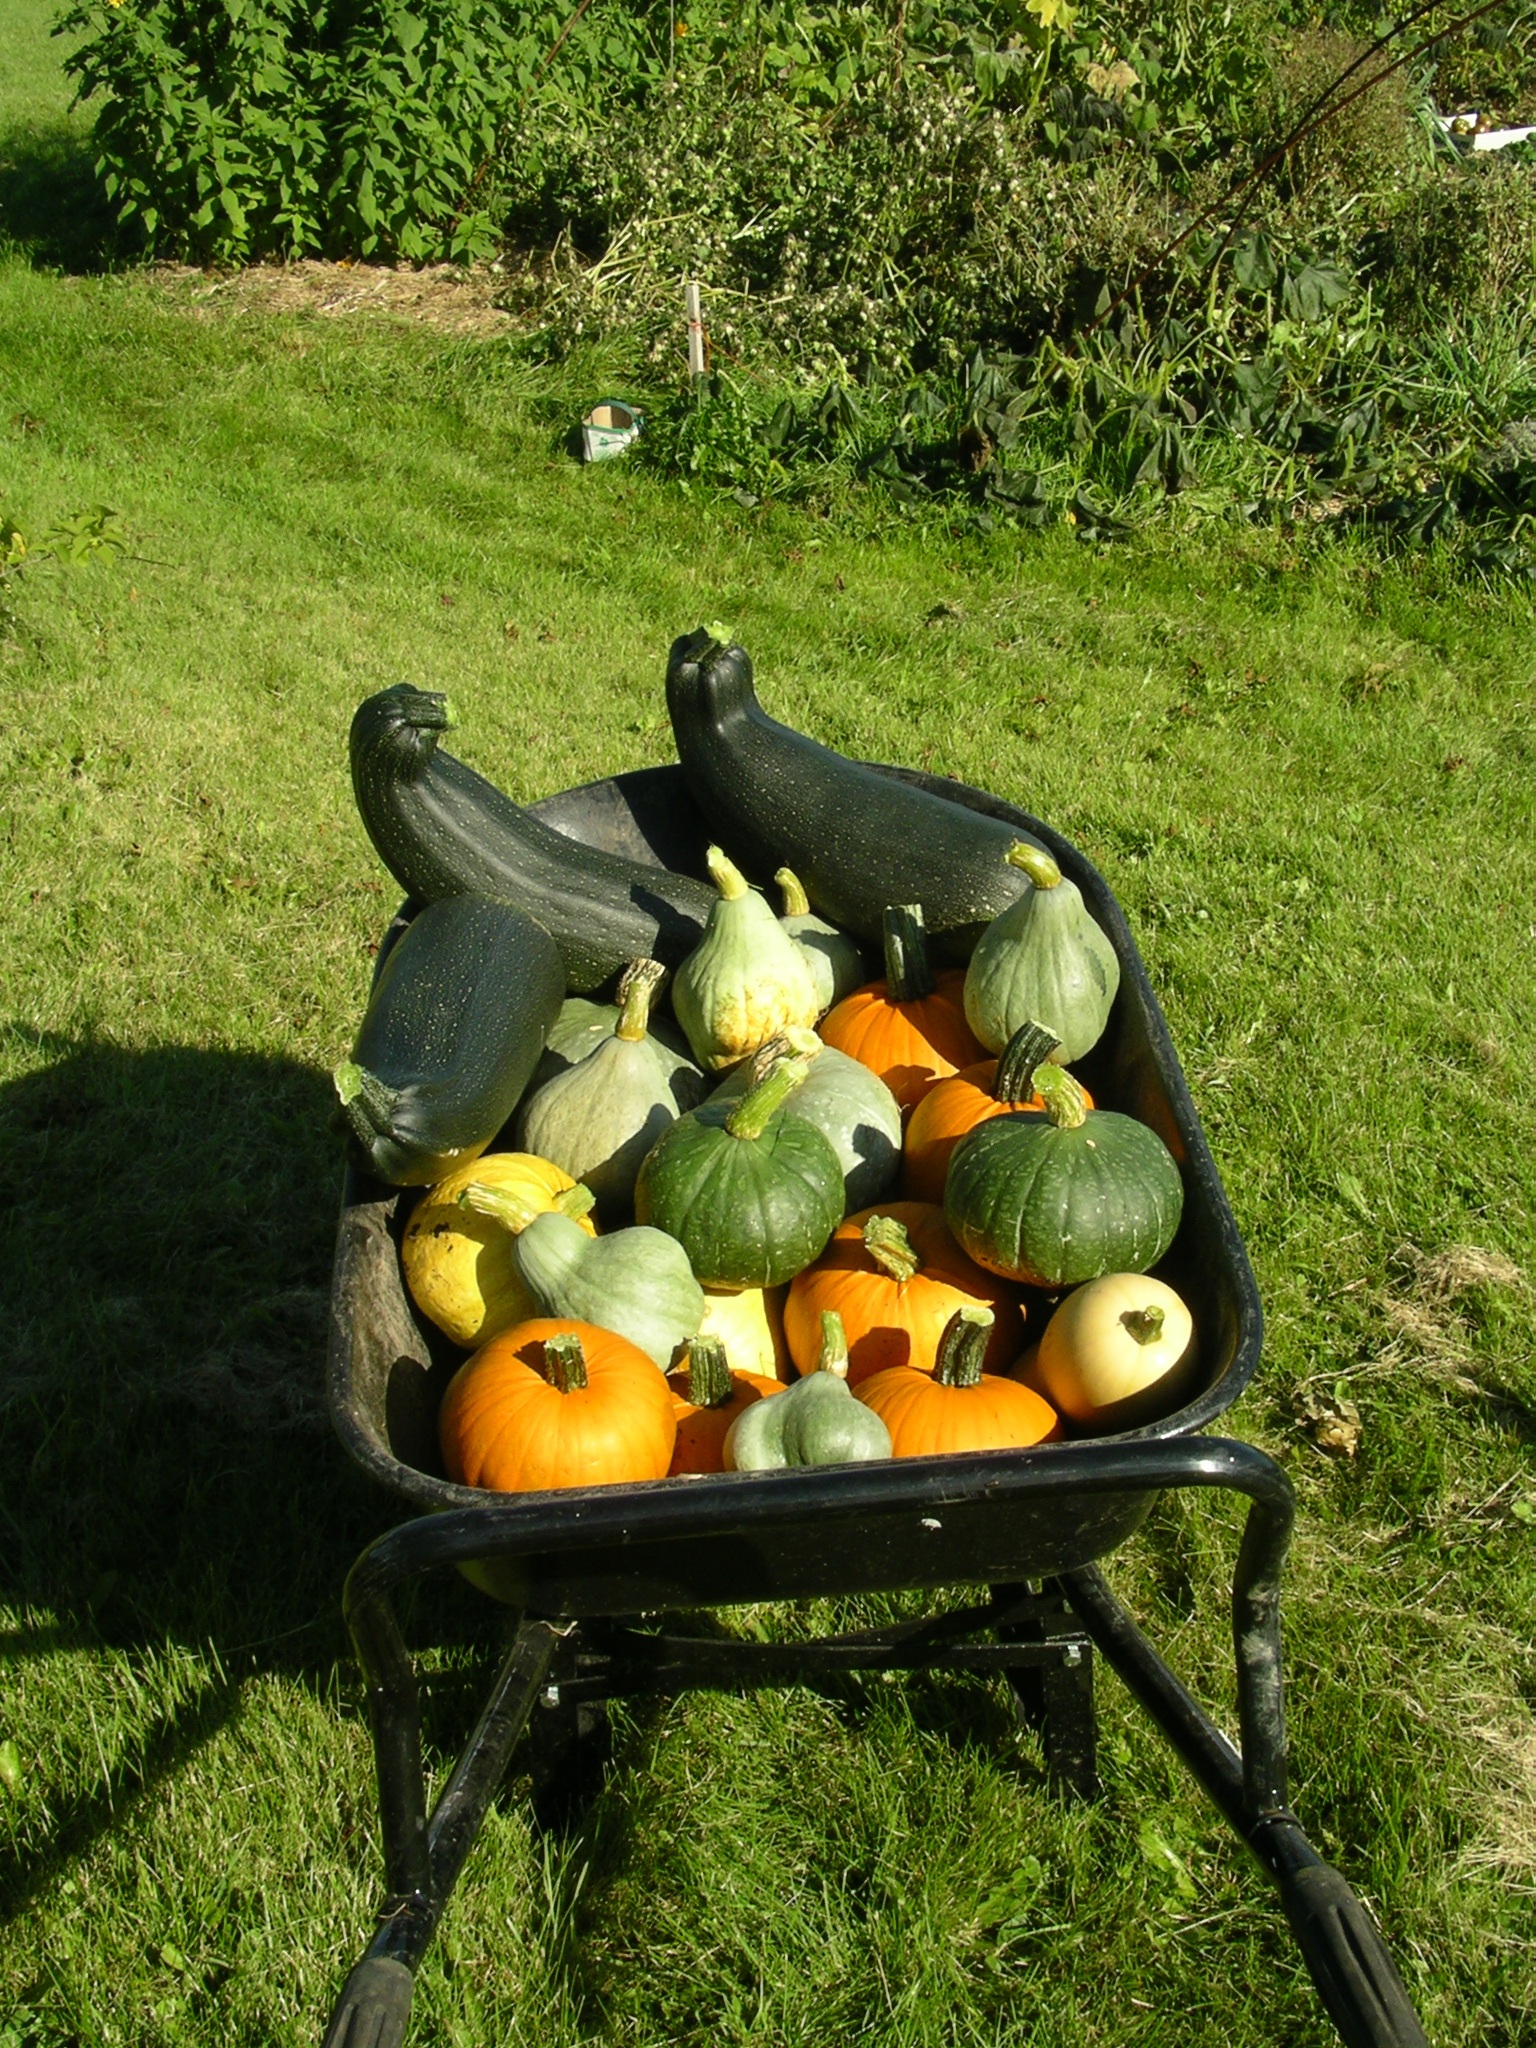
[
  {"left": 634, "top": 1033, "right": 845, "bottom": 1289},
  {"left": 665, "top": 630, "right": 1040, "bottom": 959},
  {"left": 350, "top": 684, "right": 712, "bottom": 993},
  {"left": 943, "top": 1064, "right": 1183, "bottom": 1288},
  {"left": 334, "top": 893, "right": 563, "bottom": 1186}
]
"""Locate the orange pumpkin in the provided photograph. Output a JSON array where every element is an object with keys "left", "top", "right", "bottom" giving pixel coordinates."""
[
  {"left": 439, "top": 1317, "right": 675, "bottom": 1493},
  {"left": 903, "top": 1023, "right": 1094, "bottom": 1204},
  {"left": 856, "top": 1306, "right": 1060, "bottom": 1456},
  {"left": 665, "top": 1335, "right": 784, "bottom": 1474},
  {"left": 820, "top": 904, "right": 981, "bottom": 1113},
  {"left": 784, "top": 1202, "right": 1023, "bottom": 1386}
]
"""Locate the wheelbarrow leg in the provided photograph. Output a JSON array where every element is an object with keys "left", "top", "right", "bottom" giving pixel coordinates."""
[
  {"left": 1058, "top": 1469, "right": 1429, "bottom": 2048},
  {"left": 992, "top": 1582, "right": 1100, "bottom": 1800},
  {"left": 322, "top": 1615, "right": 558, "bottom": 2048}
]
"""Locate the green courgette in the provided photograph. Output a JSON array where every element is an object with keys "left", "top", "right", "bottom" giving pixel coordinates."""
[
  {"left": 334, "top": 893, "right": 563, "bottom": 1185},
  {"left": 350, "top": 685, "right": 713, "bottom": 993},
  {"left": 665, "top": 630, "right": 1040, "bottom": 959}
]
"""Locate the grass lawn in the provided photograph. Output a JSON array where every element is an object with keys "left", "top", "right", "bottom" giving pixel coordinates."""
[{"left": 2, "top": 6, "right": 1535, "bottom": 2044}]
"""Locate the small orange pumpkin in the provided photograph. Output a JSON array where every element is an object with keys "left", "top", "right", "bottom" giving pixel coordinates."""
[
  {"left": 820, "top": 903, "right": 981, "bottom": 1114},
  {"left": 665, "top": 1334, "right": 784, "bottom": 1474},
  {"left": 784, "top": 1201, "right": 1023, "bottom": 1385},
  {"left": 856, "top": 1306, "right": 1060, "bottom": 1457},
  {"left": 904, "top": 1023, "right": 1094, "bottom": 1204},
  {"left": 439, "top": 1317, "right": 675, "bottom": 1493}
]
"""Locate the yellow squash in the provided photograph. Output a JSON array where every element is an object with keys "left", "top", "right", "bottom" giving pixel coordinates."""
[{"left": 402, "top": 1152, "right": 596, "bottom": 1348}]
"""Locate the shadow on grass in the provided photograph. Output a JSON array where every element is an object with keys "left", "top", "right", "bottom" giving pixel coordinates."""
[
  {"left": 0, "top": 1029, "right": 391, "bottom": 1914},
  {"left": 0, "top": 113, "right": 120, "bottom": 271}
]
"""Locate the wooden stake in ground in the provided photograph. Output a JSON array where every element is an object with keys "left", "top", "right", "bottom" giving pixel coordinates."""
[{"left": 685, "top": 279, "right": 707, "bottom": 394}]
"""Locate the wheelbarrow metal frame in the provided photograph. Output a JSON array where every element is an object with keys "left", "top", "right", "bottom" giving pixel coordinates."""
[{"left": 320, "top": 767, "right": 1429, "bottom": 2048}]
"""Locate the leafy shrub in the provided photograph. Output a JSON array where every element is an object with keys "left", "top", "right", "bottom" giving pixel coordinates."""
[{"left": 55, "top": 0, "right": 651, "bottom": 262}]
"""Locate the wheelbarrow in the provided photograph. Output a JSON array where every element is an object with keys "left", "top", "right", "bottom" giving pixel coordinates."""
[{"left": 321, "top": 764, "right": 1430, "bottom": 2048}]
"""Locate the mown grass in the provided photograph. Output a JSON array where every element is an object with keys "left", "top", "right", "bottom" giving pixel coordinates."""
[{"left": 2, "top": 17, "right": 1535, "bottom": 2048}]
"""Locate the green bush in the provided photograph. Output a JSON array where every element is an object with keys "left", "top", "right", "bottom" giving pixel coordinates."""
[{"left": 55, "top": 0, "right": 655, "bottom": 262}]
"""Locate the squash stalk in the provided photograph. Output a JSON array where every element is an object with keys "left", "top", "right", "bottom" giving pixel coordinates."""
[
  {"left": 1005, "top": 841, "right": 1062, "bottom": 890},
  {"left": 614, "top": 957, "right": 667, "bottom": 1043},
  {"left": 994, "top": 1020, "right": 1062, "bottom": 1102},
  {"left": 862, "top": 1214, "right": 921, "bottom": 1284},
  {"left": 776, "top": 867, "right": 812, "bottom": 918},
  {"left": 542, "top": 1331, "right": 589, "bottom": 1394},
  {"left": 722, "top": 1032, "right": 820, "bottom": 1139},
  {"left": 459, "top": 1179, "right": 596, "bottom": 1232},
  {"left": 706, "top": 844, "right": 751, "bottom": 903},
  {"left": 935, "top": 1305, "right": 994, "bottom": 1389},
  {"left": 686, "top": 1334, "right": 735, "bottom": 1408},
  {"left": 882, "top": 903, "right": 936, "bottom": 1003},
  {"left": 1031, "top": 1062, "right": 1090, "bottom": 1130},
  {"left": 815, "top": 1309, "right": 850, "bottom": 1380},
  {"left": 333, "top": 1060, "right": 401, "bottom": 1144},
  {"left": 1122, "top": 1305, "right": 1166, "bottom": 1346}
]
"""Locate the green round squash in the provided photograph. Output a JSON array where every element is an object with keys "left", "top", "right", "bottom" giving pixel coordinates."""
[
  {"left": 634, "top": 1033, "right": 844, "bottom": 1289},
  {"left": 724, "top": 1311, "right": 892, "bottom": 1468},
  {"left": 963, "top": 843, "right": 1120, "bottom": 1062},
  {"left": 943, "top": 1065, "right": 1183, "bottom": 1288},
  {"left": 515, "top": 959, "right": 704, "bottom": 1219},
  {"left": 459, "top": 1185, "right": 704, "bottom": 1370},
  {"left": 706, "top": 1034, "right": 901, "bottom": 1216}
]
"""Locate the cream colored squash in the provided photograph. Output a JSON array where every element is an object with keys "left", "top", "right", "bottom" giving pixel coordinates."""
[{"left": 1032, "top": 1273, "right": 1196, "bottom": 1430}]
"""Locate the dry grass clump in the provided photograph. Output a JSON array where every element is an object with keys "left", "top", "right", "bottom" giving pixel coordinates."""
[{"left": 160, "top": 259, "right": 514, "bottom": 338}]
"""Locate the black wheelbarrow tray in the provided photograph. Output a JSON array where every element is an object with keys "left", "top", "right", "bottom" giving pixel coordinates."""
[{"left": 322, "top": 764, "right": 1429, "bottom": 2048}]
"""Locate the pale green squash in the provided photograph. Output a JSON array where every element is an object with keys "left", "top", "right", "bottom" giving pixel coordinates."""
[
  {"left": 776, "top": 867, "right": 867, "bottom": 1013},
  {"left": 963, "top": 843, "right": 1120, "bottom": 1062},
  {"left": 515, "top": 959, "right": 703, "bottom": 1219},
  {"left": 724, "top": 1311, "right": 892, "bottom": 1469},
  {"left": 672, "top": 846, "right": 822, "bottom": 1071},
  {"left": 459, "top": 1183, "right": 704, "bottom": 1370}
]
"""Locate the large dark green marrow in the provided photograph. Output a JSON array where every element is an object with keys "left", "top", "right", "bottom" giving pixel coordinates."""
[
  {"left": 350, "top": 686, "right": 713, "bottom": 992},
  {"left": 665, "top": 631, "right": 1039, "bottom": 959},
  {"left": 335, "top": 893, "right": 563, "bottom": 1185}
]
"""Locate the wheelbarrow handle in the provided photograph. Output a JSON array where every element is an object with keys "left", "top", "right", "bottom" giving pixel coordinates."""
[{"left": 1278, "top": 1864, "right": 1430, "bottom": 2048}]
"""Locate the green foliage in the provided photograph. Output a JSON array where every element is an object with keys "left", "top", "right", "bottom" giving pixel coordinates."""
[{"left": 53, "top": 0, "right": 653, "bottom": 261}]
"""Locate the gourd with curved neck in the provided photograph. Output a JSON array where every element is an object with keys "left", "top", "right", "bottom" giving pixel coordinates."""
[
  {"left": 461, "top": 1184, "right": 704, "bottom": 1370},
  {"left": 963, "top": 841, "right": 1120, "bottom": 1061}
]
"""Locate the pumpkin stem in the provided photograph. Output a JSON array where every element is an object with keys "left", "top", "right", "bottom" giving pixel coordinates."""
[
  {"left": 1122, "top": 1305, "right": 1166, "bottom": 1346},
  {"left": 333, "top": 1061, "right": 401, "bottom": 1142},
  {"left": 882, "top": 903, "right": 935, "bottom": 1003},
  {"left": 615, "top": 958, "right": 666, "bottom": 1043},
  {"left": 776, "top": 867, "right": 811, "bottom": 918},
  {"left": 686, "top": 1334, "right": 735, "bottom": 1408},
  {"left": 993, "top": 1020, "right": 1062, "bottom": 1103},
  {"left": 1030, "top": 1062, "right": 1090, "bottom": 1131},
  {"left": 460, "top": 1179, "right": 594, "bottom": 1232},
  {"left": 814, "top": 1309, "right": 850, "bottom": 1380},
  {"left": 723, "top": 1032, "right": 820, "bottom": 1139},
  {"left": 863, "top": 1213, "right": 921, "bottom": 1284},
  {"left": 706, "top": 844, "right": 751, "bottom": 903},
  {"left": 1005, "top": 841, "right": 1062, "bottom": 890},
  {"left": 935, "top": 1305, "right": 994, "bottom": 1389},
  {"left": 542, "top": 1331, "right": 589, "bottom": 1393}
]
